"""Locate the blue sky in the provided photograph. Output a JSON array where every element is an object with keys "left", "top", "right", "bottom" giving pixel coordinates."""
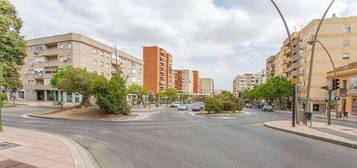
[{"left": 10, "top": 0, "right": 357, "bottom": 90}]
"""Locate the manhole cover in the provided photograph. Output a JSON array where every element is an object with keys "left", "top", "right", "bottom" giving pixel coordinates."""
[{"left": 0, "top": 142, "right": 22, "bottom": 151}]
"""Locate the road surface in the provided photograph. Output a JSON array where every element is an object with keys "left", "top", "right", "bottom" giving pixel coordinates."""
[{"left": 3, "top": 105, "right": 357, "bottom": 168}]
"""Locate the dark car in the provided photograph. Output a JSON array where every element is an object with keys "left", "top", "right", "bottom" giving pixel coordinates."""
[{"left": 263, "top": 105, "right": 273, "bottom": 112}]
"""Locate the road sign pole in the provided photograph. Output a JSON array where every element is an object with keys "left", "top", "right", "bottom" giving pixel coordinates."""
[
  {"left": 292, "top": 84, "right": 296, "bottom": 127},
  {"left": 327, "top": 89, "right": 332, "bottom": 125}
]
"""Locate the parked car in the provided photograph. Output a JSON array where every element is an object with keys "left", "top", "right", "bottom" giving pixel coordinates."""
[
  {"left": 245, "top": 104, "right": 253, "bottom": 108},
  {"left": 177, "top": 104, "right": 189, "bottom": 111},
  {"left": 196, "top": 102, "right": 204, "bottom": 109},
  {"left": 263, "top": 105, "right": 273, "bottom": 112},
  {"left": 170, "top": 101, "right": 181, "bottom": 108},
  {"left": 192, "top": 104, "right": 202, "bottom": 111}
]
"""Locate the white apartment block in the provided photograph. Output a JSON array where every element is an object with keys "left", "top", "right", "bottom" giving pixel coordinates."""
[
  {"left": 233, "top": 73, "right": 261, "bottom": 97},
  {"left": 20, "top": 33, "right": 143, "bottom": 102},
  {"left": 199, "top": 78, "right": 214, "bottom": 96}
]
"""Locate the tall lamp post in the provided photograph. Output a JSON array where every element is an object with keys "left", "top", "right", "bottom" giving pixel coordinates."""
[
  {"left": 304, "top": 0, "right": 335, "bottom": 121},
  {"left": 270, "top": 0, "right": 295, "bottom": 127},
  {"left": 307, "top": 38, "right": 337, "bottom": 125}
]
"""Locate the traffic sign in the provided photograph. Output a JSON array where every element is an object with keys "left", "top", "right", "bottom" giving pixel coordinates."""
[{"left": 291, "top": 78, "right": 300, "bottom": 84}]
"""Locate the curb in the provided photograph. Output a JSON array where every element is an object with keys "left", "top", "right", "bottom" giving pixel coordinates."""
[
  {"left": 263, "top": 122, "right": 357, "bottom": 149},
  {"left": 56, "top": 136, "right": 99, "bottom": 168},
  {"left": 28, "top": 110, "right": 161, "bottom": 122}
]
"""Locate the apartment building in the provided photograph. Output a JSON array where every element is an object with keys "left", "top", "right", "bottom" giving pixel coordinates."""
[
  {"left": 21, "top": 33, "right": 143, "bottom": 102},
  {"left": 174, "top": 70, "right": 193, "bottom": 93},
  {"left": 232, "top": 73, "right": 261, "bottom": 97},
  {"left": 267, "top": 16, "right": 357, "bottom": 113},
  {"left": 143, "top": 46, "right": 173, "bottom": 93},
  {"left": 266, "top": 55, "right": 276, "bottom": 81},
  {"left": 199, "top": 78, "right": 214, "bottom": 96},
  {"left": 327, "top": 62, "right": 357, "bottom": 115},
  {"left": 192, "top": 71, "right": 199, "bottom": 93}
]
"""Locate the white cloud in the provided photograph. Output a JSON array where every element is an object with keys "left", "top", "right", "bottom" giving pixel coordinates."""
[{"left": 10, "top": 0, "right": 356, "bottom": 90}]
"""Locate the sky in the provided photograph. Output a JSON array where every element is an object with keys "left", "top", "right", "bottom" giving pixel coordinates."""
[{"left": 10, "top": 0, "right": 357, "bottom": 90}]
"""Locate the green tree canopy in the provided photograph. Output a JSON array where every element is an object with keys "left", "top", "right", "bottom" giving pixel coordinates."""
[
  {"left": 127, "top": 84, "right": 149, "bottom": 107},
  {"left": 91, "top": 72, "right": 130, "bottom": 115},
  {"left": 51, "top": 66, "right": 97, "bottom": 106}
]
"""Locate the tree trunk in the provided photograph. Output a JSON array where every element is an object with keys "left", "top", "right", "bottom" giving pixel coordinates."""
[
  {"left": 80, "top": 94, "right": 91, "bottom": 107},
  {"left": 140, "top": 93, "right": 146, "bottom": 108},
  {"left": 0, "top": 106, "right": 2, "bottom": 131}
]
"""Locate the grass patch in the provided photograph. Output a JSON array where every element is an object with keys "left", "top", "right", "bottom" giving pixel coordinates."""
[{"left": 0, "top": 105, "right": 19, "bottom": 108}]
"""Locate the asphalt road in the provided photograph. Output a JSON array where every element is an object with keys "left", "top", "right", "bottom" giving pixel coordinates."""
[{"left": 2, "top": 105, "right": 357, "bottom": 168}]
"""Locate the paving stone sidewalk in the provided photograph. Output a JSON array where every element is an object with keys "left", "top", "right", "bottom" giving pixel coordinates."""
[
  {"left": 0, "top": 127, "right": 98, "bottom": 168},
  {"left": 264, "top": 121, "right": 357, "bottom": 149}
]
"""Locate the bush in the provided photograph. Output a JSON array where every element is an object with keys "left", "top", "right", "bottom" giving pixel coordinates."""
[
  {"left": 205, "top": 94, "right": 245, "bottom": 113},
  {"left": 91, "top": 75, "right": 130, "bottom": 115},
  {"left": 204, "top": 97, "right": 224, "bottom": 113}
]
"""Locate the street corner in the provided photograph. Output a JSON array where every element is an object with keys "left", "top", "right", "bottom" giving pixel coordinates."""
[
  {"left": 0, "top": 127, "right": 99, "bottom": 168},
  {"left": 264, "top": 120, "right": 357, "bottom": 149}
]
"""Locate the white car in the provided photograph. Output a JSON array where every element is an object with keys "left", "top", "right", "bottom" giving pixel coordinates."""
[
  {"left": 170, "top": 102, "right": 181, "bottom": 108},
  {"left": 177, "top": 104, "right": 189, "bottom": 111}
]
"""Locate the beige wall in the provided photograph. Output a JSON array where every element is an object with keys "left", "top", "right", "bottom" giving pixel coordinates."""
[{"left": 21, "top": 33, "right": 143, "bottom": 101}]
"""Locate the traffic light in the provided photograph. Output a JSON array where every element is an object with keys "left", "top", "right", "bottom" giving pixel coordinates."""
[{"left": 332, "top": 79, "right": 340, "bottom": 90}]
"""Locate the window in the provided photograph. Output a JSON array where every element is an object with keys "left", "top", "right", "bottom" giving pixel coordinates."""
[
  {"left": 342, "top": 53, "right": 350, "bottom": 60},
  {"left": 93, "top": 59, "right": 97, "bottom": 65},
  {"left": 343, "top": 40, "right": 350, "bottom": 47},
  {"left": 66, "top": 55, "right": 72, "bottom": 61},
  {"left": 100, "top": 51, "right": 104, "bottom": 56},
  {"left": 28, "top": 58, "right": 33, "bottom": 64},
  {"left": 59, "top": 56, "right": 64, "bottom": 62},
  {"left": 106, "top": 63, "right": 109, "bottom": 68},
  {"left": 343, "top": 80, "right": 347, "bottom": 89},
  {"left": 60, "top": 44, "right": 64, "bottom": 49},
  {"left": 100, "top": 61, "right": 104, "bottom": 67},
  {"left": 35, "top": 57, "right": 44, "bottom": 63},
  {"left": 92, "top": 48, "right": 97, "bottom": 54},
  {"left": 344, "top": 25, "right": 352, "bottom": 33},
  {"left": 68, "top": 43, "right": 72, "bottom": 48}
]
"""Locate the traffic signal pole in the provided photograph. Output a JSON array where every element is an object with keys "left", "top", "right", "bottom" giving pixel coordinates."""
[{"left": 327, "top": 89, "right": 332, "bottom": 125}]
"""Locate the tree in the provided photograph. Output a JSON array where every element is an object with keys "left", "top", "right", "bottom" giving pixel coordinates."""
[
  {"left": 0, "top": 93, "right": 7, "bottom": 131},
  {"left": 0, "top": 0, "right": 27, "bottom": 104},
  {"left": 163, "top": 88, "right": 178, "bottom": 105},
  {"left": 51, "top": 66, "right": 96, "bottom": 106},
  {"left": 91, "top": 73, "right": 130, "bottom": 115},
  {"left": 1, "top": 63, "right": 22, "bottom": 104},
  {"left": 127, "top": 84, "right": 149, "bottom": 107}
]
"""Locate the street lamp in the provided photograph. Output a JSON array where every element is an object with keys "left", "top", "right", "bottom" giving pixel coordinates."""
[
  {"left": 308, "top": 38, "right": 337, "bottom": 125},
  {"left": 304, "top": 0, "right": 335, "bottom": 121},
  {"left": 270, "top": 0, "right": 295, "bottom": 127}
]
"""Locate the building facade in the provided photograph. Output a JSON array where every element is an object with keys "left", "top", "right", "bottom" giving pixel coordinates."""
[
  {"left": 174, "top": 70, "right": 193, "bottom": 93},
  {"left": 199, "top": 78, "right": 214, "bottom": 96},
  {"left": 21, "top": 33, "right": 143, "bottom": 102},
  {"left": 327, "top": 62, "right": 357, "bottom": 116},
  {"left": 192, "top": 71, "right": 199, "bottom": 94},
  {"left": 143, "top": 46, "right": 173, "bottom": 93},
  {"left": 267, "top": 16, "right": 357, "bottom": 113},
  {"left": 232, "top": 73, "right": 261, "bottom": 97}
]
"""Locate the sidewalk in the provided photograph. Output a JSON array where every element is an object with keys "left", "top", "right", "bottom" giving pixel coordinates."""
[
  {"left": 0, "top": 127, "right": 98, "bottom": 168},
  {"left": 264, "top": 121, "right": 357, "bottom": 149},
  {"left": 273, "top": 109, "right": 357, "bottom": 122},
  {"left": 15, "top": 100, "right": 79, "bottom": 108}
]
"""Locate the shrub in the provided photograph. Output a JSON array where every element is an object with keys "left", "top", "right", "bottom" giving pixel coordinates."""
[
  {"left": 204, "top": 97, "right": 224, "bottom": 113},
  {"left": 236, "top": 100, "right": 244, "bottom": 112},
  {"left": 91, "top": 75, "right": 130, "bottom": 115},
  {"left": 223, "top": 100, "right": 237, "bottom": 112}
]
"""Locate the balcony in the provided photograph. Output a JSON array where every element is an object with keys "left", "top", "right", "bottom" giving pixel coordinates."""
[{"left": 24, "top": 84, "right": 53, "bottom": 90}]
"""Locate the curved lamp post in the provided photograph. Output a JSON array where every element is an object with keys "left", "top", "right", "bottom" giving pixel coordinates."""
[
  {"left": 307, "top": 38, "right": 337, "bottom": 125},
  {"left": 304, "top": 0, "right": 335, "bottom": 118},
  {"left": 270, "top": 0, "right": 295, "bottom": 126}
]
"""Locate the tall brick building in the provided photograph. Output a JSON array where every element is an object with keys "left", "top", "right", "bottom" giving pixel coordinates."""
[
  {"left": 192, "top": 71, "right": 199, "bottom": 93},
  {"left": 143, "top": 46, "right": 173, "bottom": 93}
]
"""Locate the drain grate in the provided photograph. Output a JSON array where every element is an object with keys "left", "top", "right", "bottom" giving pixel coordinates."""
[{"left": 0, "top": 142, "right": 22, "bottom": 151}]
